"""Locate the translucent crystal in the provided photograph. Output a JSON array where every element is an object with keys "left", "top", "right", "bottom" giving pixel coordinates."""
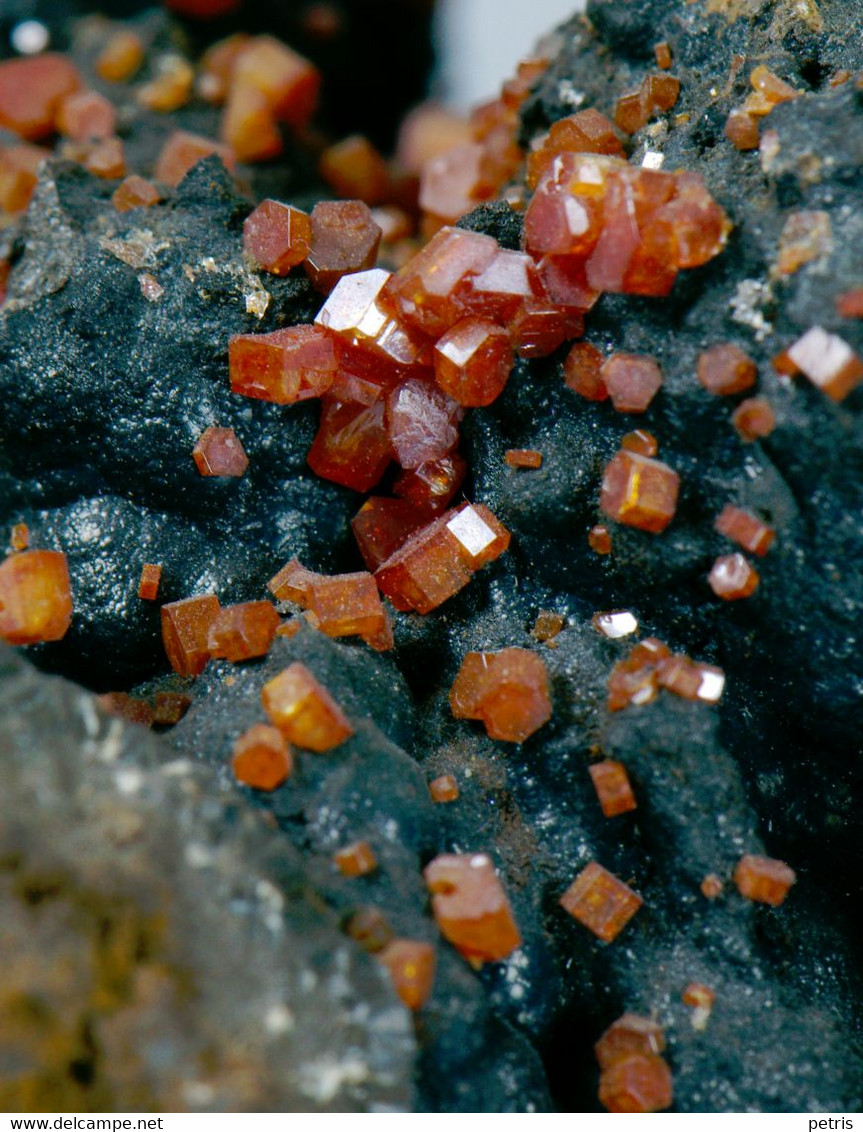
[
  {"left": 424, "top": 853, "right": 521, "bottom": 964},
  {"left": 560, "top": 861, "right": 643, "bottom": 942}
]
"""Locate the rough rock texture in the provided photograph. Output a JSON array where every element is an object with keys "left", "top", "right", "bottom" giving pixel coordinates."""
[
  {"left": 0, "top": 643, "right": 416, "bottom": 1112},
  {"left": 2, "top": 0, "right": 863, "bottom": 1114}
]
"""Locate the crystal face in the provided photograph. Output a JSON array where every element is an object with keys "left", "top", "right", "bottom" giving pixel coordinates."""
[
  {"left": 138, "top": 563, "right": 162, "bottom": 601},
  {"left": 595, "top": 1014, "right": 665, "bottom": 1069},
  {"left": 192, "top": 427, "right": 249, "bottom": 477},
  {"left": 424, "top": 853, "right": 521, "bottom": 964},
  {"left": 560, "top": 861, "right": 643, "bottom": 942},
  {"left": 715, "top": 505, "right": 775, "bottom": 556},
  {"left": 161, "top": 594, "right": 220, "bottom": 677},
  {"left": 731, "top": 397, "right": 776, "bottom": 441},
  {"left": 377, "top": 940, "right": 436, "bottom": 1010},
  {"left": 232, "top": 724, "right": 293, "bottom": 791},
  {"left": 599, "top": 1054, "right": 673, "bottom": 1113},
  {"left": 154, "top": 130, "right": 236, "bottom": 186},
  {"left": 697, "top": 343, "right": 758, "bottom": 395},
  {"left": 334, "top": 841, "right": 378, "bottom": 878},
  {"left": 780, "top": 326, "right": 863, "bottom": 402},
  {"left": 600, "top": 450, "right": 680, "bottom": 533},
  {"left": 434, "top": 317, "right": 514, "bottom": 407},
  {"left": 207, "top": 601, "right": 280, "bottom": 661},
  {"left": 0, "top": 549, "right": 73, "bottom": 646},
  {"left": 261, "top": 662, "right": 353, "bottom": 751},
  {"left": 589, "top": 759, "right": 637, "bottom": 817},
  {"left": 0, "top": 54, "right": 82, "bottom": 141},
  {"left": 601, "top": 352, "right": 663, "bottom": 413},
  {"left": 708, "top": 553, "right": 760, "bottom": 600},
  {"left": 734, "top": 854, "right": 796, "bottom": 905},
  {"left": 230, "top": 325, "right": 337, "bottom": 405},
  {"left": 243, "top": 199, "right": 311, "bottom": 274},
  {"left": 304, "top": 200, "right": 382, "bottom": 294},
  {"left": 450, "top": 647, "right": 552, "bottom": 743},
  {"left": 429, "top": 774, "right": 460, "bottom": 803}
]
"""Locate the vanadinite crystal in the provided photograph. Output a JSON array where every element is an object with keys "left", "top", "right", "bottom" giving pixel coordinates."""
[
  {"left": 377, "top": 940, "right": 436, "bottom": 1010},
  {"left": 95, "top": 29, "right": 144, "bottom": 82},
  {"left": 600, "top": 450, "right": 680, "bottom": 533},
  {"left": 56, "top": 90, "right": 116, "bottom": 141},
  {"left": 592, "top": 610, "right": 638, "bottom": 638},
  {"left": 724, "top": 109, "right": 760, "bottom": 150},
  {"left": 230, "top": 35, "right": 319, "bottom": 130},
  {"left": 207, "top": 601, "right": 280, "bottom": 661},
  {"left": 138, "top": 563, "right": 162, "bottom": 601},
  {"left": 527, "top": 108, "right": 624, "bottom": 190},
  {"left": 505, "top": 448, "right": 543, "bottom": 469},
  {"left": 351, "top": 498, "right": 429, "bottom": 572},
  {"left": 293, "top": 569, "right": 389, "bottom": 647},
  {"left": 701, "top": 873, "right": 724, "bottom": 899},
  {"left": 563, "top": 341, "right": 607, "bottom": 400},
  {"left": 320, "top": 135, "right": 389, "bottom": 205},
  {"left": 0, "top": 550, "right": 73, "bottom": 645},
  {"left": 434, "top": 317, "right": 514, "bottom": 407},
  {"left": 589, "top": 759, "right": 637, "bottom": 817},
  {"left": 334, "top": 841, "right": 378, "bottom": 877},
  {"left": 601, "top": 352, "right": 663, "bottom": 413},
  {"left": 229, "top": 325, "right": 337, "bottom": 404},
  {"left": 424, "top": 853, "right": 521, "bottom": 964},
  {"left": 393, "top": 453, "right": 466, "bottom": 513},
  {"left": 153, "top": 691, "right": 191, "bottom": 726},
  {"left": 775, "top": 326, "right": 863, "bottom": 402},
  {"left": 595, "top": 1014, "right": 665, "bottom": 1069},
  {"left": 731, "top": 396, "right": 776, "bottom": 441},
  {"left": 734, "top": 854, "right": 796, "bottom": 906},
  {"left": 308, "top": 398, "right": 391, "bottom": 491},
  {"left": 261, "top": 662, "right": 353, "bottom": 751},
  {"left": 697, "top": 343, "right": 757, "bottom": 395},
  {"left": 386, "top": 378, "right": 462, "bottom": 468},
  {"left": 599, "top": 1055, "right": 673, "bottom": 1113},
  {"left": 232, "top": 723, "right": 293, "bottom": 791},
  {"left": 560, "top": 862, "right": 643, "bottom": 942},
  {"left": 161, "top": 594, "right": 220, "bottom": 676},
  {"left": 588, "top": 524, "right": 613, "bottom": 555},
  {"left": 112, "top": 175, "right": 161, "bottom": 212},
  {"left": 192, "top": 426, "right": 249, "bottom": 477},
  {"left": 656, "top": 655, "right": 726, "bottom": 703},
  {"left": 0, "top": 54, "right": 82, "bottom": 141},
  {"left": 375, "top": 503, "right": 509, "bottom": 613},
  {"left": 708, "top": 553, "right": 759, "bottom": 600},
  {"left": 243, "top": 199, "right": 311, "bottom": 274},
  {"left": 715, "top": 504, "right": 775, "bottom": 556},
  {"left": 154, "top": 130, "right": 236, "bottom": 186},
  {"left": 10, "top": 524, "right": 29, "bottom": 552},
  {"left": 450, "top": 647, "right": 551, "bottom": 743},
  {"left": 304, "top": 201, "right": 382, "bottom": 294},
  {"left": 429, "top": 774, "right": 459, "bottom": 803},
  {"left": 0, "top": 144, "right": 51, "bottom": 215},
  {"left": 613, "top": 73, "right": 680, "bottom": 135}
]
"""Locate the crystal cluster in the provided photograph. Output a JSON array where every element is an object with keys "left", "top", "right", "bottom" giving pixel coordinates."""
[
  {"left": 607, "top": 637, "right": 725, "bottom": 710},
  {"left": 724, "top": 65, "right": 799, "bottom": 152},
  {"left": 267, "top": 558, "right": 392, "bottom": 650},
  {"left": 595, "top": 1014, "right": 673, "bottom": 1112},
  {"left": 424, "top": 853, "right": 521, "bottom": 965},
  {"left": 450, "top": 647, "right": 551, "bottom": 742}
]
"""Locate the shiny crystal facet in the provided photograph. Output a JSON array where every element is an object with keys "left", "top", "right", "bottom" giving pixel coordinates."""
[
  {"left": 261, "top": 662, "right": 353, "bottom": 751},
  {"left": 600, "top": 450, "right": 680, "bottom": 532},
  {"left": 161, "top": 594, "right": 220, "bottom": 676}
]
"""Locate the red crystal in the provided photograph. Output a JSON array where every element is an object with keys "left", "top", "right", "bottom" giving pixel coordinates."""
[
  {"left": 320, "top": 134, "right": 389, "bottom": 205},
  {"left": 732, "top": 396, "right": 776, "bottom": 441},
  {"left": 138, "top": 563, "right": 162, "bottom": 601},
  {"left": 779, "top": 326, "right": 863, "bottom": 402},
  {"left": 161, "top": 594, "right": 220, "bottom": 676},
  {"left": 243, "top": 200, "right": 311, "bottom": 274},
  {"left": 697, "top": 343, "right": 757, "bottom": 395},
  {"left": 308, "top": 397, "right": 391, "bottom": 491},
  {"left": 560, "top": 861, "right": 643, "bottom": 942},
  {"left": 351, "top": 497, "right": 430, "bottom": 572},
  {"left": 564, "top": 341, "right": 607, "bottom": 401},
  {"left": 434, "top": 317, "right": 514, "bottom": 407},
  {"left": 0, "top": 549, "right": 73, "bottom": 645},
  {"left": 589, "top": 759, "right": 636, "bottom": 817},
  {"left": 450, "top": 647, "right": 551, "bottom": 743},
  {"left": 192, "top": 426, "right": 249, "bottom": 477},
  {"left": 334, "top": 841, "right": 378, "bottom": 877},
  {"left": 207, "top": 601, "right": 280, "bottom": 661},
  {"left": 261, "top": 662, "right": 353, "bottom": 751},
  {"left": 393, "top": 452, "right": 466, "bottom": 513},
  {"left": 377, "top": 940, "right": 436, "bottom": 1010},
  {"left": 601, "top": 352, "right": 663, "bottom": 413},
  {"left": 424, "top": 853, "right": 521, "bottom": 964},
  {"left": 304, "top": 200, "right": 382, "bottom": 294},
  {"left": 505, "top": 449, "right": 543, "bottom": 469},
  {"left": 0, "top": 144, "right": 51, "bottom": 215},
  {"left": 56, "top": 90, "right": 116, "bottom": 141},
  {"left": 599, "top": 1055, "right": 673, "bottom": 1113},
  {"left": 708, "top": 553, "right": 759, "bottom": 600},
  {"left": 595, "top": 1014, "right": 666, "bottom": 1069},
  {"left": 386, "top": 378, "right": 461, "bottom": 469},
  {"left": 229, "top": 324, "right": 337, "bottom": 404},
  {"left": 112, "top": 175, "right": 161, "bottom": 213},
  {"left": 734, "top": 854, "right": 796, "bottom": 906},
  {"left": 0, "top": 54, "right": 82, "bottom": 141},
  {"left": 429, "top": 774, "right": 459, "bottom": 803},
  {"left": 229, "top": 35, "right": 319, "bottom": 130},
  {"left": 715, "top": 505, "right": 775, "bottom": 556},
  {"left": 232, "top": 724, "right": 293, "bottom": 791},
  {"left": 154, "top": 130, "right": 236, "bottom": 186},
  {"left": 621, "top": 429, "right": 658, "bottom": 457},
  {"left": 600, "top": 450, "right": 680, "bottom": 533}
]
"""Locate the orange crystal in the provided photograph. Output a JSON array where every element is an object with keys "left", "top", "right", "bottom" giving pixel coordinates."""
[
  {"left": 197, "top": 34, "right": 249, "bottom": 104},
  {"left": 589, "top": 524, "right": 613, "bottom": 555},
  {"left": 232, "top": 723, "right": 293, "bottom": 791},
  {"left": 595, "top": 1014, "right": 665, "bottom": 1070},
  {"left": 599, "top": 1055, "right": 673, "bottom": 1113},
  {"left": 697, "top": 343, "right": 757, "bottom": 395},
  {"left": 654, "top": 42, "right": 672, "bottom": 69},
  {"left": 334, "top": 841, "right": 378, "bottom": 877},
  {"left": 305, "top": 200, "right": 382, "bottom": 294},
  {"left": 261, "top": 662, "right": 353, "bottom": 751},
  {"left": 559, "top": 862, "right": 643, "bottom": 943},
  {"left": 600, "top": 450, "right": 680, "bottom": 533},
  {"left": 836, "top": 289, "right": 863, "bottom": 319},
  {"left": 708, "top": 553, "right": 759, "bottom": 600},
  {"left": 656, "top": 655, "right": 725, "bottom": 704},
  {"left": 137, "top": 57, "right": 194, "bottom": 114},
  {"left": 779, "top": 326, "right": 863, "bottom": 402},
  {"left": 532, "top": 610, "right": 565, "bottom": 642},
  {"left": 154, "top": 130, "right": 235, "bottom": 186},
  {"left": 563, "top": 342, "right": 607, "bottom": 401},
  {"left": 0, "top": 54, "right": 82, "bottom": 141},
  {"left": 152, "top": 691, "right": 192, "bottom": 726},
  {"left": 424, "top": 853, "right": 521, "bottom": 964},
  {"left": 621, "top": 429, "right": 658, "bottom": 457},
  {"left": 230, "top": 35, "right": 320, "bottom": 130},
  {"left": 375, "top": 503, "right": 510, "bottom": 614},
  {"left": 0, "top": 144, "right": 50, "bottom": 215},
  {"left": 192, "top": 426, "right": 249, "bottom": 477},
  {"left": 95, "top": 30, "right": 145, "bottom": 83},
  {"left": 377, "top": 940, "right": 436, "bottom": 1010},
  {"left": 0, "top": 549, "right": 73, "bottom": 645},
  {"left": 138, "top": 563, "right": 162, "bottom": 601},
  {"left": 10, "top": 524, "right": 29, "bottom": 552},
  {"left": 112, "top": 175, "right": 161, "bottom": 212},
  {"left": 351, "top": 497, "right": 429, "bottom": 572},
  {"left": 207, "top": 601, "right": 280, "bottom": 661},
  {"left": 221, "top": 83, "right": 282, "bottom": 163},
  {"left": 526, "top": 108, "right": 623, "bottom": 191},
  {"left": 505, "top": 449, "right": 543, "bottom": 469},
  {"left": 701, "top": 873, "right": 724, "bottom": 899},
  {"left": 749, "top": 65, "right": 798, "bottom": 108},
  {"left": 418, "top": 141, "right": 494, "bottom": 224},
  {"left": 715, "top": 505, "right": 775, "bottom": 556},
  {"left": 724, "top": 109, "right": 760, "bottom": 151},
  {"left": 429, "top": 774, "right": 459, "bottom": 803},
  {"left": 77, "top": 137, "right": 126, "bottom": 180},
  {"left": 243, "top": 200, "right": 311, "bottom": 274},
  {"left": 230, "top": 324, "right": 337, "bottom": 405},
  {"left": 731, "top": 396, "right": 776, "bottom": 441},
  {"left": 589, "top": 759, "right": 637, "bottom": 818},
  {"left": 308, "top": 397, "right": 391, "bottom": 491},
  {"left": 56, "top": 90, "right": 115, "bottom": 141},
  {"left": 601, "top": 352, "right": 663, "bottom": 413},
  {"left": 734, "top": 854, "right": 796, "bottom": 905},
  {"left": 450, "top": 647, "right": 551, "bottom": 743},
  {"left": 320, "top": 135, "right": 389, "bottom": 205},
  {"left": 161, "top": 594, "right": 220, "bottom": 676},
  {"left": 304, "top": 571, "right": 387, "bottom": 642},
  {"left": 434, "top": 317, "right": 514, "bottom": 407},
  {"left": 614, "top": 74, "right": 680, "bottom": 135},
  {"left": 393, "top": 452, "right": 466, "bottom": 514}
]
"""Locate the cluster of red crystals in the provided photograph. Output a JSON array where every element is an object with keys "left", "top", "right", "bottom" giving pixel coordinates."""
[
  {"left": 243, "top": 199, "right": 311, "bottom": 274},
  {"left": 208, "top": 601, "right": 280, "bottom": 661},
  {"left": 505, "top": 448, "right": 543, "bottom": 469},
  {"left": 429, "top": 774, "right": 459, "bottom": 803},
  {"left": 532, "top": 610, "right": 566, "bottom": 643},
  {"left": 334, "top": 841, "right": 378, "bottom": 877},
  {"left": 524, "top": 154, "right": 730, "bottom": 297},
  {"left": 725, "top": 66, "right": 799, "bottom": 152},
  {"left": 777, "top": 210, "right": 832, "bottom": 275},
  {"left": 563, "top": 342, "right": 607, "bottom": 401},
  {"left": 112, "top": 175, "right": 161, "bottom": 213},
  {"left": 602, "top": 352, "right": 663, "bottom": 413},
  {"left": 560, "top": 861, "right": 642, "bottom": 943},
  {"left": 708, "top": 553, "right": 759, "bottom": 600},
  {"left": 588, "top": 524, "right": 613, "bottom": 555},
  {"left": 697, "top": 343, "right": 757, "bottom": 395},
  {"left": 424, "top": 853, "right": 521, "bottom": 965},
  {"left": 305, "top": 200, "right": 382, "bottom": 294},
  {"left": 526, "top": 108, "right": 624, "bottom": 192},
  {"left": 589, "top": 759, "right": 637, "bottom": 818},
  {"left": 154, "top": 130, "right": 236, "bottom": 186},
  {"left": 600, "top": 450, "right": 680, "bottom": 533},
  {"left": 0, "top": 144, "right": 51, "bottom": 215},
  {"left": 732, "top": 396, "right": 776, "bottom": 441},
  {"left": 377, "top": 940, "right": 436, "bottom": 1010},
  {"left": 230, "top": 324, "right": 337, "bottom": 405},
  {"left": 192, "top": 426, "right": 249, "bottom": 477},
  {"left": 232, "top": 723, "right": 293, "bottom": 791},
  {"left": 95, "top": 29, "right": 145, "bottom": 83},
  {"left": 0, "top": 549, "right": 73, "bottom": 646},
  {"left": 774, "top": 326, "right": 863, "bottom": 402},
  {"left": 608, "top": 637, "right": 726, "bottom": 710},
  {"left": 138, "top": 563, "right": 162, "bottom": 601},
  {"left": 161, "top": 594, "right": 220, "bottom": 676},
  {"left": 268, "top": 559, "right": 391, "bottom": 650},
  {"left": 261, "top": 662, "right": 353, "bottom": 751},
  {"left": 0, "top": 54, "right": 82, "bottom": 141},
  {"left": 621, "top": 429, "right": 658, "bottom": 457},
  {"left": 734, "top": 854, "right": 796, "bottom": 906},
  {"left": 375, "top": 502, "right": 510, "bottom": 614},
  {"left": 715, "top": 505, "right": 775, "bottom": 556},
  {"left": 450, "top": 647, "right": 551, "bottom": 743},
  {"left": 320, "top": 135, "right": 390, "bottom": 205},
  {"left": 153, "top": 691, "right": 192, "bottom": 726},
  {"left": 614, "top": 73, "right": 680, "bottom": 135}
]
